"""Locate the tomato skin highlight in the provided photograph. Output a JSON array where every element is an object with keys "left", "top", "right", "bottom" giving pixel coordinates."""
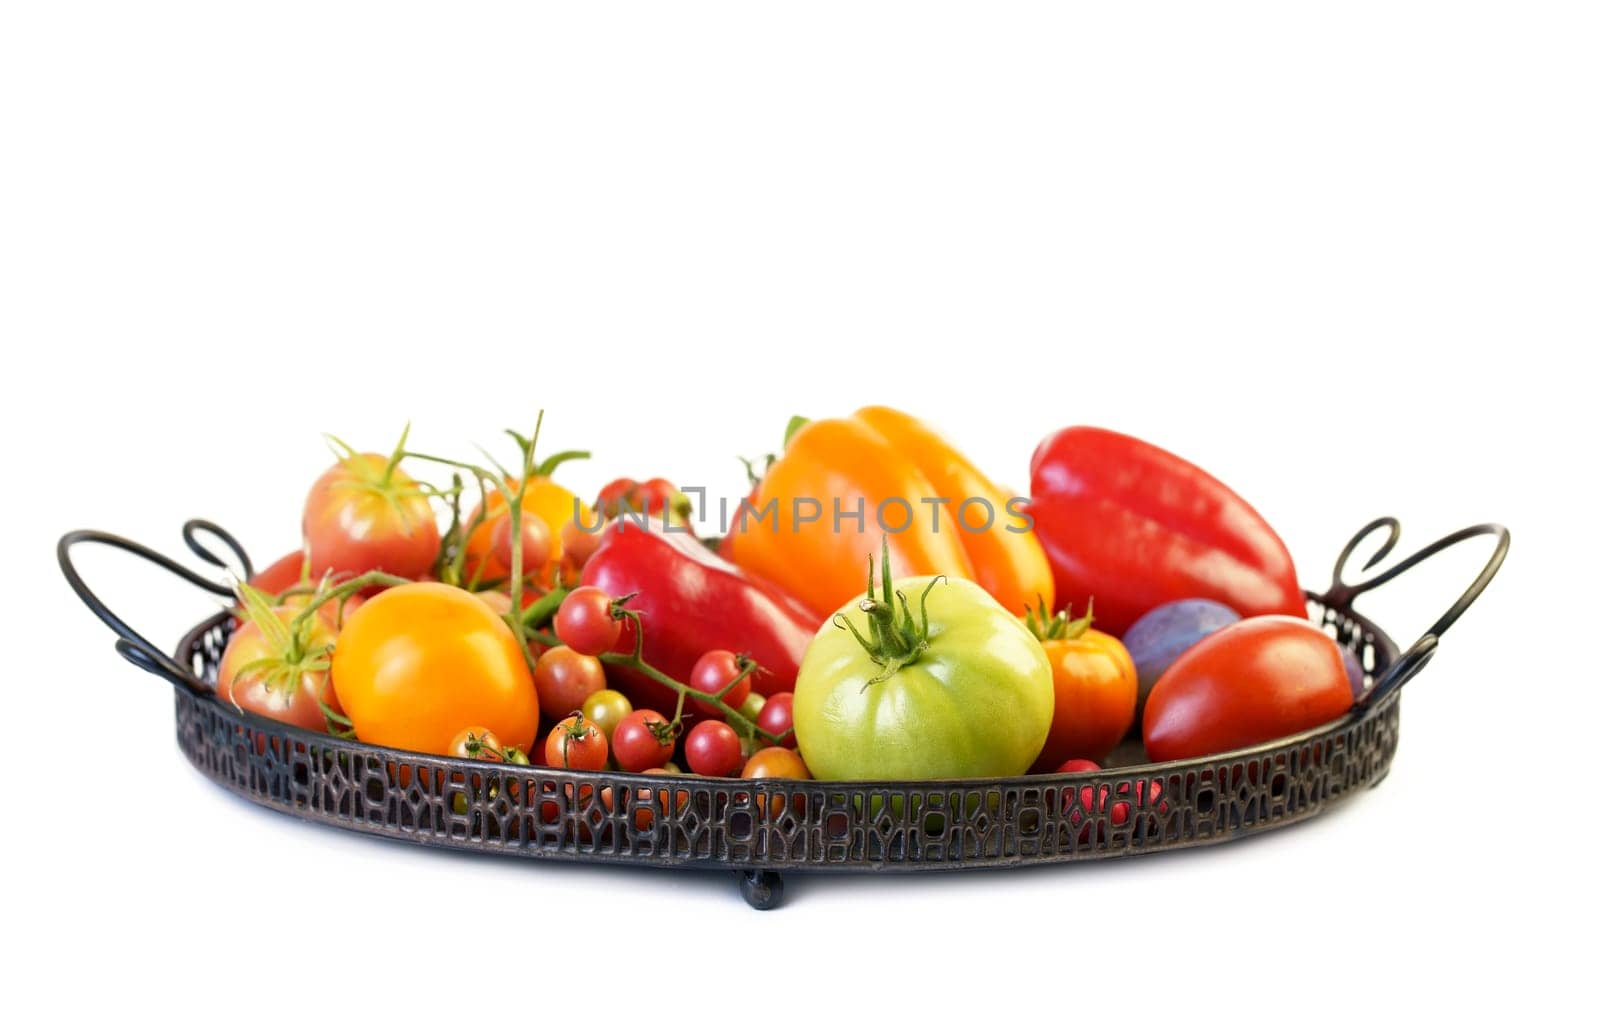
[
  {"left": 330, "top": 582, "right": 540, "bottom": 755},
  {"left": 1142, "top": 616, "right": 1352, "bottom": 762},
  {"left": 1028, "top": 426, "right": 1305, "bottom": 635},
  {"left": 302, "top": 453, "right": 440, "bottom": 582}
]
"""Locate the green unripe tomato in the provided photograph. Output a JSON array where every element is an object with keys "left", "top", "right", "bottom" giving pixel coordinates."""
[{"left": 793, "top": 575, "right": 1053, "bottom": 781}]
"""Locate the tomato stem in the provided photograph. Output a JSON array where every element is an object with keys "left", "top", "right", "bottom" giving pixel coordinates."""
[{"left": 833, "top": 537, "right": 942, "bottom": 687}]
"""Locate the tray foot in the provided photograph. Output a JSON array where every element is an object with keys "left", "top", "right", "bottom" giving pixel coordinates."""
[{"left": 739, "top": 870, "right": 783, "bottom": 910}]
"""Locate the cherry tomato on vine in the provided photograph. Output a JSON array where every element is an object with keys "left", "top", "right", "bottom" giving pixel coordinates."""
[
  {"left": 581, "top": 689, "right": 633, "bottom": 741},
  {"left": 756, "top": 692, "right": 797, "bottom": 749},
  {"left": 737, "top": 691, "right": 766, "bottom": 724},
  {"left": 331, "top": 582, "right": 539, "bottom": 755},
  {"left": 554, "top": 586, "right": 623, "bottom": 656},
  {"left": 489, "top": 511, "right": 553, "bottom": 582},
  {"left": 689, "top": 650, "right": 753, "bottom": 714},
  {"left": 544, "top": 715, "right": 609, "bottom": 771},
  {"left": 533, "top": 646, "right": 606, "bottom": 720},
  {"left": 685, "top": 720, "right": 746, "bottom": 777},
  {"left": 559, "top": 520, "right": 603, "bottom": 575},
  {"left": 302, "top": 437, "right": 440, "bottom": 583},
  {"left": 447, "top": 727, "right": 505, "bottom": 761},
  {"left": 612, "top": 709, "right": 676, "bottom": 772}
]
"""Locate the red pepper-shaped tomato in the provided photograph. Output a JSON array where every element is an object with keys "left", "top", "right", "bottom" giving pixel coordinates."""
[
  {"left": 1142, "top": 616, "right": 1352, "bottom": 762},
  {"left": 580, "top": 524, "right": 822, "bottom": 721},
  {"left": 1029, "top": 426, "right": 1306, "bottom": 635}
]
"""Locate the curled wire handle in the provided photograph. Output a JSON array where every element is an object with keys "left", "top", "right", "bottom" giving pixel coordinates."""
[
  {"left": 57, "top": 523, "right": 248, "bottom": 695},
  {"left": 1321, "top": 518, "right": 1511, "bottom": 706},
  {"left": 182, "top": 518, "right": 253, "bottom": 579}
]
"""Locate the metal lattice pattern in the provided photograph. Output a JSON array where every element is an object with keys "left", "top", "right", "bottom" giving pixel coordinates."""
[{"left": 173, "top": 597, "right": 1401, "bottom": 874}]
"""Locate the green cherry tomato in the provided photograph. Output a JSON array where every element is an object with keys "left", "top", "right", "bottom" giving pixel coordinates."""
[
  {"left": 737, "top": 691, "right": 766, "bottom": 723},
  {"left": 581, "top": 689, "right": 633, "bottom": 741},
  {"left": 793, "top": 569, "right": 1053, "bottom": 781}
]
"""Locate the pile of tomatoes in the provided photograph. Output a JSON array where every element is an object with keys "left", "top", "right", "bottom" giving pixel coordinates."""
[{"left": 216, "top": 410, "right": 1361, "bottom": 791}]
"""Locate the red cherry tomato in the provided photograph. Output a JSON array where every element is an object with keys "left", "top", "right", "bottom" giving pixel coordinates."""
[
  {"left": 490, "top": 512, "right": 553, "bottom": 581},
  {"left": 612, "top": 709, "right": 677, "bottom": 772},
  {"left": 1143, "top": 616, "right": 1352, "bottom": 762},
  {"left": 532, "top": 646, "right": 606, "bottom": 721},
  {"left": 685, "top": 720, "right": 746, "bottom": 777},
  {"left": 756, "top": 692, "right": 796, "bottom": 749},
  {"left": 554, "top": 586, "right": 623, "bottom": 656},
  {"left": 688, "top": 650, "right": 753, "bottom": 716},
  {"left": 544, "top": 715, "right": 609, "bottom": 771}
]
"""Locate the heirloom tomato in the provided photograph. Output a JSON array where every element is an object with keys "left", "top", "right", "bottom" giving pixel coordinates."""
[
  {"left": 1027, "top": 601, "right": 1138, "bottom": 768},
  {"left": 216, "top": 585, "right": 341, "bottom": 732},
  {"left": 792, "top": 549, "right": 1053, "bottom": 781},
  {"left": 330, "top": 582, "right": 540, "bottom": 755},
  {"left": 302, "top": 437, "right": 440, "bottom": 582}
]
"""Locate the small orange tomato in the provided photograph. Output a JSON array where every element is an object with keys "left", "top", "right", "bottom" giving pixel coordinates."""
[
  {"left": 742, "top": 747, "right": 811, "bottom": 818},
  {"left": 331, "top": 582, "right": 540, "bottom": 755},
  {"left": 1027, "top": 602, "right": 1137, "bottom": 768}
]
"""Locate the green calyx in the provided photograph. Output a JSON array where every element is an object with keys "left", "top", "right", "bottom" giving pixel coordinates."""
[
  {"left": 833, "top": 537, "right": 946, "bottom": 687},
  {"left": 1025, "top": 595, "right": 1094, "bottom": 643},
  {"left": 226, "top": 582, "right": 333, "bottom": 705}
]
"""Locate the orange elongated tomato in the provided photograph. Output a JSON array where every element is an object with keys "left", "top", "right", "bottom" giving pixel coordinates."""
[
  {"left": 726, "top": 407, "right": 1053, "bottom": 619},
  {"left": 331, "top": 582, "right": 540, "bottom": 755}
]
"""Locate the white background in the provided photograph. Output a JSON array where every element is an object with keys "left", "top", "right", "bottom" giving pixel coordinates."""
[{"left": 4, "top": 3, "right": 1594, "bottom": 1017}]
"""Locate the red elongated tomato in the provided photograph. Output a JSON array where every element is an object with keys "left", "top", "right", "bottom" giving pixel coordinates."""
[
  {"left": 1029, "top": 427, "right": 1305, "bottom": 635},
  {"left": 1142, "top": 616, "right": 1352, "bottom": 762}
]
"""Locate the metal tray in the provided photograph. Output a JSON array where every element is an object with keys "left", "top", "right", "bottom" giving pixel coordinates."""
[{"left": 58, "top": 517, "right": 1508, "bottom": 908}]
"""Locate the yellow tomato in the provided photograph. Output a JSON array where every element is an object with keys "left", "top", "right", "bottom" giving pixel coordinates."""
[{"left": 331, "top": 582, "right": 540, "bottom": 754}]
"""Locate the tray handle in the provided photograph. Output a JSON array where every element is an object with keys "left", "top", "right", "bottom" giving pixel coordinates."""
[
  {"left": 1320, "top": 518, "right": 1510, "bottom": 706},
  {"left": 58, "top": 521, "right": 248, "bottom": 695}
]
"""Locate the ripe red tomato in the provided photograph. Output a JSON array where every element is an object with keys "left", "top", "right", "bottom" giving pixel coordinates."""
[
  {"left": 554, "top": 586, "right": 622, "bottom": 656},
  {"left": 532, "top": 646, "right": 606, "bottom": 721},
  {"left": 303, "top": 451, "right": 440, "bottom": 582},
  {"left": 216, "top": 605, "right": 340, "bottom": 731},
  {"left": 756, "top": 692, "right": 796, "bottom": 749},
  {"left": 612, "top": 709, "right": 677, "bottom": 772},
  {"left": 544, "top": 715, "right": 609, "bottom": 771},
  {"left": 330, "top": 582, "right": 539, "bottom": 755},
  {"left": 688, "top": 650, "right": 753, "bottom": 715},
  {"left": 1143, "top": 616, "right": 1353, "bottom": 762},
  {"left": 685, "top": 720, "right": 746, "bottom": 777}
]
